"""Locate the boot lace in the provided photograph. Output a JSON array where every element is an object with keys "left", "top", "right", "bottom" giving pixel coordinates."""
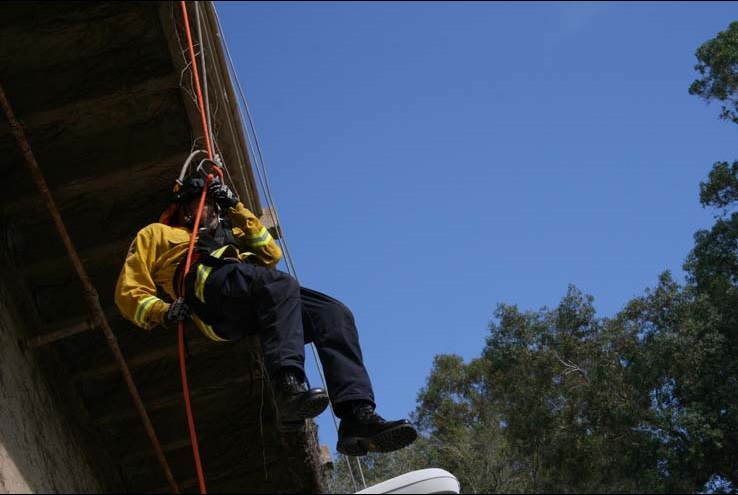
[{"left": 354, "top": 404, "right": 385, "bottom": 424}]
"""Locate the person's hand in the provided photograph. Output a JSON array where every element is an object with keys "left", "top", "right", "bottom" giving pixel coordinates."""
[
  {"left": 165, "top": 297, "right": 190, "bottom": 326},
  {"left": 208, "top": 180, "right": 239, "bottom": 209}
]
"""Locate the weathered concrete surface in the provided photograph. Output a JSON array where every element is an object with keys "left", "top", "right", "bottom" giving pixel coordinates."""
[{"left": 0, "top": 276, "right": 106, "bottom": 494}]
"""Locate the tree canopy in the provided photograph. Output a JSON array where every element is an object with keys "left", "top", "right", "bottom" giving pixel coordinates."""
[{"left": 689, "top": 21, "right": 738, "bottom": 125}]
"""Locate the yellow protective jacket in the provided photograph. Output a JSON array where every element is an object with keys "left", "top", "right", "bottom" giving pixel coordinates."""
[{"left": 114, "top": 202, "right": 282, "bottom": 340}]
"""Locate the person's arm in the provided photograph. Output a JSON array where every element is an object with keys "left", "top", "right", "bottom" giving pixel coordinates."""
[
  {"left": 228, "top": 203, "right": 283, "bottom": 268},
  {"left": 114, "top": 224, "right": 171, "bottom": 330}
]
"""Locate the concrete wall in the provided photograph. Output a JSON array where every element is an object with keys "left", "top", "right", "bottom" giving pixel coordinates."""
[{"left": 0, "top": 260, "right": 108, "bottom": 493}]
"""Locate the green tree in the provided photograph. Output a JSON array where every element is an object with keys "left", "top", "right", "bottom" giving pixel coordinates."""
[
  {"left": 414, "top": 287, "right": 682, "bottom": 493},
  {"left": 689, "top": 21, "right": 738, "bottom": 125},
  {"left": 481, "top": 287, "right": 675, "bottom": 493},
  {"left": 679, "top": 22, "right": 738, "bottom": 488},
  {"left": 414, "top": 354, "right": 519, "bottom": 493},
  {"left": 606, "top": 273, "right": 697, "bottom": 492}
]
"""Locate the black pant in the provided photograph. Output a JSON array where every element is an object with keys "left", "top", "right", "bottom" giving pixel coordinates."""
[{"left": 186, "top": 261, "right": 375, "bottom": 412}]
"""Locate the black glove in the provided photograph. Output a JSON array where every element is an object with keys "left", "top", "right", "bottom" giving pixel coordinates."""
[
  {"left": 164, "top": 297, "right": 190, "bottom": 326},
  {"left": 208, "top": 180, "right": 239, "bottom": 209}
]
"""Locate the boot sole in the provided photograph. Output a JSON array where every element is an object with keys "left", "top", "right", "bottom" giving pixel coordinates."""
[
  {"left": 277, "top": 394, "right": 329, "bottom": 433},
  {"left": 336, "top": 423, "right": 418, "bottom": 457},
  {"left": 280, "top": 393, "right": 330, "bottom": 422}
]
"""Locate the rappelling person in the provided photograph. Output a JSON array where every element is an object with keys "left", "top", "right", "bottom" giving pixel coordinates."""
[{"left": 114, "top": 172, "right": 418, "bottom": 456}]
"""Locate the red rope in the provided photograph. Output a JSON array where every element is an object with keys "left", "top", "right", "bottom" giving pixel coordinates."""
[
  {"left": 178, "top": 1, "right": 219, "bottom": 493},
  {"left": 177, "top": 174, "right": 213, "bottom": 495},
  {"left": 181, "top": 1, "right": 213, "bottom": 160}
]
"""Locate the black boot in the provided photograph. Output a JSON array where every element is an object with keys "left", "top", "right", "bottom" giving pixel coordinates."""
[
  {"left": 336, "top": 404, "right": 418, "bottom": 456},
  {"left": 273, "top": 370, "right": 329, "bottom": 427}
]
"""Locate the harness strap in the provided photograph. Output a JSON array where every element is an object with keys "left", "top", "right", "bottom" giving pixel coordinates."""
[{"left": 176, "top": 250, "right": 238, "bottom": 322}]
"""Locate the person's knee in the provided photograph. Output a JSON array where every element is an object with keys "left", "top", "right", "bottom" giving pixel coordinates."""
[
  {"left": 332, "top": 298, "right": 355, "bottom": 322},
  {"left": 268, "top": 271, "right": 300, "bottom": 297}
]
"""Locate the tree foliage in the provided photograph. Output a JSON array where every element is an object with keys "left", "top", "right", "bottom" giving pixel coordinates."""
[
  {"left": 699, "top": 161, "right": 738, "bottom": 211},
  {"left": 681, "top": 30, "right": 738, "bottom": 486},
  {"left": 689, "top": 21, "right": 738, "bottom": 125}
]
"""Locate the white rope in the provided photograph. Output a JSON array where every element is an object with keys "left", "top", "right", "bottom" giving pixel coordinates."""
[
  {"left": 170, "top": 3, "right": 199, "bottom": 110},
  {"left": 195, "top": 4, "right": 282, "bottom": 238},
  {"left": 212, "top": 4, "right": 367, "bottom": 491},
  {"left": 213, "top": 23, "right": 299, "bottom": 277},
  {"left": 172, "top": 2, "right": 211, "bottom": 183},
  {"left": 194, "top": 3, "right": 216, "bottom": 160},
  {"left": 197, "top": 11, "right": 250, "bottom": 200},
  {"left": 184, "top": 0, "right": 244, "bottom": 213}
]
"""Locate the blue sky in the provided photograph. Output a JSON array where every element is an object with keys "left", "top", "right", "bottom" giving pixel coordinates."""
[{"left": 215, "top": 2, "right": 738, "bottom": 457}]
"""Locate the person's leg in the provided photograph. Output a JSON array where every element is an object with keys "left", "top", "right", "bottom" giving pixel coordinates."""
[
  {"left": 299, "top": 286, "right": 418, "bottom": 456},
  {"left": 208, "top": 263, "right": 304, "bottom": 376},
  {"left": 299, "top": 287, "right": 375, "bottom": 410},
  {"left": 190, "top": 263, "right": 329, "bottom": 424}
]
